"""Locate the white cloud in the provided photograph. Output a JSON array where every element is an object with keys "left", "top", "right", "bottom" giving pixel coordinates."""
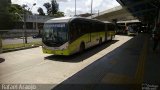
[
  {"left": 85, "top": 0, "right": 103, "bottom": 8},
  {"left": 57, "top": 0, "right": 71, "bottom": 2},
  {"left": 11, "top": 0, "right": 120, "bottom": 16},
  {"left": 65, "top": 7, "right": 75, "bottom": 16},
  {"left": 12, "top": 0, "right": 50, "bottom": 14}
]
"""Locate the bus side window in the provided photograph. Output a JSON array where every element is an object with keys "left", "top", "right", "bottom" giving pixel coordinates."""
[
  {"left": 79, "top": 21, "right": 85, "bottom": 35},
  {"left": 86, "top": 22, "right": 90, "bottom": 33},
  {"left": 78, "top": 23, "right": 81, "bottom": 35},
  {"left": 98, "top": 23, "right": 101, "bottom": 32},
  {"left": 92, "top": 23, "right": 95, "bottom": 32},
  {"left": 108, "top": 24, "right": 110, "bottom": 31},
  {"left": 81, "top": 23, "right": 84, "bottom": 34},
  {"left": 70, "top": 23, "right": 76, "bottom": 41},
  {"left": 80, "top": 21, "right": 85, "bottom": 35},
  {"left": 84, "top": 22, "right": 88, "bottom": 33},
  {"left": 75, "top": 23, "right": 79, "bottom": 36},
  {"left": 81, "top": 21, "right": 85, "bottom": 35},
  {"left": 75, "top": 23, "right": 79, "bottom": 38}
]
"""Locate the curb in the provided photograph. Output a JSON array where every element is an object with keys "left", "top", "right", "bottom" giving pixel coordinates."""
[{"left": 2, "top": 45, "right": 41, "bottom": 53}]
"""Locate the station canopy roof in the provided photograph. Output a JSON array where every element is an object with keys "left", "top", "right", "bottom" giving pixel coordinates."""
[
  {"left": 91, "top": 6, "right": 136, "bottom": 22},
  {"left": 116, "top": 0, "right": 160, "bottom": 24}
]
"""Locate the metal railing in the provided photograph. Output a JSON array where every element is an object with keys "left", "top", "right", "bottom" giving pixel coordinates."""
[{"left": 0, "top": 30, "right": 42, "bottom": 53}]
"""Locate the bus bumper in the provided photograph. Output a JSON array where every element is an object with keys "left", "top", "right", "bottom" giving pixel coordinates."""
[{"left": 42, "top": 48, "right": 70, "bottom": 56}]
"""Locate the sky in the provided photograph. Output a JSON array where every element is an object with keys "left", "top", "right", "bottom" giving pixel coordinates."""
[{"left": 11, "top": 0, "right": 120, "bottom": 16}]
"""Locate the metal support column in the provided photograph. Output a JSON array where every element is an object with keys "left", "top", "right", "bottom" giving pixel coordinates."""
[
  {"left": 91, "top": 0, "right": 93, "bottom": 19},
  {"left": 75, "top": 0, "right": 76, "bottom": 16}
]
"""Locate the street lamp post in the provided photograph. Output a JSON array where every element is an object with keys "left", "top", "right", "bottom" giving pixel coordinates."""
[
  {"left": 28, "top": 3, "right": 36, "bottom": 11},
  {"left": 91, "top": 0, "right": 93, "bottom": 19},
  {"left": 98, "top": 10, "right": 99, "bottom": 16},
  {"left": 15, "top": 13, "right": 25, "bottom": 46},
  {"left": 22, "top": 4, "right": 27, "bottom": 44},
  {"left": 75, "top": 0, "right": 76, "bottom": 16},
  {"left": 23, "top": 3, "right": 36, "bottom": 44},
  {"left": 22, "top": 10, "right": 27, "bottom": 44}
]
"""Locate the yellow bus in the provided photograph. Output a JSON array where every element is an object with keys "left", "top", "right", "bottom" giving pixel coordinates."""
[{"left": 42, "top": 17, "right": 115, "bottom": 55}]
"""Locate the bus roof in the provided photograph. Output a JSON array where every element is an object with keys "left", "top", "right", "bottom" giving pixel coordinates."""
[
  {"left": 45, "top": 17, "right": 106, "bottom": 24},
  {"left": 45, "top": 17, "right": 73, "bottom": 23},
  {"left": 102, "top": 21, "right": 112, "bottom": 23},
  {"left": 117, "top": 20, "right": 141, "bottom": 23}
]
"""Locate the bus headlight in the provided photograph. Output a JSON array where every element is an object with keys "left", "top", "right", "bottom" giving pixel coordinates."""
[
  {"left": 62, "top": 45, "right": 68, "bottom": 50},
  {"left": 61, "top": 42, "right": 68, "bottom": 50}
]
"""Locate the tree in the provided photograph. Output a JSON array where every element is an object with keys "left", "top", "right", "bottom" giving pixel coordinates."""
[
  {"left": 42, "top": 0, "right": 64, "bottom": 17},
  {"left": 43, "top": 2, "right": 51, "bottom": 15},
  {"left": 37, "top": 7, "right": 45, "bottom": 16},
  {"left": 0, "top": 1, "right": 34, "bottom": 30},
  {"left": 43, "top": 0, "right": 59, "bottom": 16},
  {"left": 22, "top": 4, "right": 32, "bottom": 15},
  {"left": 0, "top": 0, "right": 14, "bottom": 30},
  {"left": 0, "top": 0, "right": 11, "bottom": 53},
  {"left": 9, "top": 4, "right": 24, "bottom": 14},
  {"left": 51, "top": 0, "right": 59, "bottom": 15},
  {"left": 8, "top": 4, "right": 24, "bottom": 21},
  {"left": 53, "top": 11, "right": 64, "bottom": 17}
]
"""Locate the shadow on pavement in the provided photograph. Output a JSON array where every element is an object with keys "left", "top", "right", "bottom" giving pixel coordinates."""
[
  {"left": 44, "top": 40, "right": 118, "bottom": 63},
  {"left": 0, "top": 58, "right": 5, "bottom": 63},
  {"left": 50, "top": 34, "right": 147, "bottom": 90}
]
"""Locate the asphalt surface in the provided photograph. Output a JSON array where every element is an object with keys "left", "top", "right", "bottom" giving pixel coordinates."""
[
  {"left": 0, "top": 35, "right": 132, "bottom": 90},
  {"left": 52, "top": 34, "right": 145, "bottom": 90},
  {"left": 52, "top": 34, "right": 160, "bottom": 90},
  {"left": 144, "top": 36, "right": 160, "bottom": 84}
]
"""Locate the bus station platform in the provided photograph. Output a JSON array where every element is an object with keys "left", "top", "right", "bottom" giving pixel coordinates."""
[{"left": 52, "top": 34, "right": 160, "bottom": 90}]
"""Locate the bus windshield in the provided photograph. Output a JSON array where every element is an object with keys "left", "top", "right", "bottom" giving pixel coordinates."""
[{"left": 43, "top": 23, "right": 68, "bottom": 47}]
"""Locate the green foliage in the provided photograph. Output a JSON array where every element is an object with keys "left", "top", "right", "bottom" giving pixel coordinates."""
[
  {"left": 42, "top": 0, "right": 64, "bottom": 17},
  {"left": 0, "top": 1, "right": 33, "bottom": 30},
  {"left": 53, "top": 11, "right": 64, "bottom": 17},
  {"left": 8, "top": 4, "right": 23, "bottom": 14},
  {"left": 0, "top": 0, "right": 11, "bottom": 11},
  {"left": 43, "top": 0, "right": 59, "bottom": 15},
  {"left": 8, "top": 4, "right": 24, "bottom": 21},
  {"left": 2, "top": 41, "right": 42, "bottom": 51},
  {"left": 0, "top": 0, "right": 13, "bottom": 30},
  {"left": 51, "top": 0, "right": 59, "bottom": 15},
  {"left": 43, "top": 3, "right": 52, "bottom": 15},
  {"left": 22, "top": 4, "right": 32, "bottom": 15},
  {"left": 0, "top": 12, "right": 15, "bottom": 30},
  {"left": 37, "top": 7, "right": 45, "bottom": 16}
]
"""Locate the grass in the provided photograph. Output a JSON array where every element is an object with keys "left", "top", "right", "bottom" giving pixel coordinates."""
[{"left": 2, "top": 42, "right": 42, "bottom": 51}]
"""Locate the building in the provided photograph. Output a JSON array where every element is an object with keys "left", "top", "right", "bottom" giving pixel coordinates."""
[
  {"left": 15, "top": 14, "right": 53, "bottom": 30},
  {"left": 2, "top": 15, "right": 53, "bottom": 38}
]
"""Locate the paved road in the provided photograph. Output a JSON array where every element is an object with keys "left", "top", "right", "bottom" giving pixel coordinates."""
[
  {"left": 0, "top": 35, "right": 132, "bottom": 90},
  {"left": 2, "top": 37, "right": 41, "bottom": 45}
]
